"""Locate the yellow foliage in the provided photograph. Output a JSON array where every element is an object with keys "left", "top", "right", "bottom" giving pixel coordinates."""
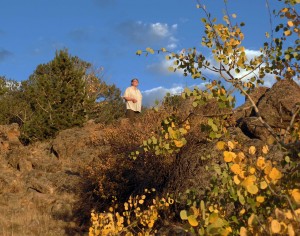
[
  {"left": 249, "top": 167, "right": 256, "bottom": 174},
  {"left": 242, "top": 175, "right": 256, "bottom": 187},
  {"left": 227, "top": 140, "right": 236, "bottom": 150},
  {"left": 260, "top": 181, "right": 268, "bottom": 190},
  {"left": 216, "top": 141, "right": 226, "bottom": 150},
  {"left": 256, "top": 156, "right": 266, "bottom": 170},
  {"left": 246, "top": 184, "right": 259, "bottom": 195},
  {"left": 187, "top": 215, "right": 199, "bottom": 227},
  {"left": 290, "top": 189, "right": 300, "bottom": 206},
  {"left": 231, "top": 163, "right": 241, "bottom": 174},
  {"left": 223, "top": 151, "right": 236, "bottom": 162},
  {"left": 234, "top": 175, "right": 241, "bottom": 185},
  {"left": 174, "top": 139, "right": 184, "bottom": 148},
  {"left": 248, "top": 146, "right": 256, "bottom": 155},
  {"left": 268, "top": 167, "right": 282, "bottom": 181},
  {"left": 256, "top": 196, "right": 265, "bottom": 203},
  {"left": 270, "top": 219, "right": 281, "bottom": 234},
  {"left": 240, "top": 226, "right": 248, "bottom": 236},
  {"left": 264, "top": 161, "right": 272, "bottom": 175},
  {"left": 89, "top": 191, "right": 173, "bottom": 236},
  {"left": 262, "top": 145, "right": 269, "bottom": 154}
]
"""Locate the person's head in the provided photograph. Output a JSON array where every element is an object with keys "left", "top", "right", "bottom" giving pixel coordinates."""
[{"left": 131, "top": 78, "right": 139, "bottom": 87}]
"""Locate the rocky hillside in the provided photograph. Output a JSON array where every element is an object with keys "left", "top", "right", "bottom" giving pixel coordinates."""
[
  {"left": 0, "top": 79, "right": 299, "bottom": 236},
  {"left": 0, "top": 121, "right": 109, "bottom": 235}
]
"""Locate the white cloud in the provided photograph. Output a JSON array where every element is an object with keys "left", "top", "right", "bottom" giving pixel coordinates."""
[
  {"left": 141, "top": 83, "right": 207, "bottom": 107},
  {"left": 117, "top": 21, "right": 178, "bottom": 49},
  {"left": 150, "top": 23, "right": 169, "bottom": 37}
]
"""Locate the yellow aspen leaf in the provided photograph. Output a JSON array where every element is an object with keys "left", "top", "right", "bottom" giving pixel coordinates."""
[
  {"left": 234, "top": 175, "right": 241, "bottom": 185},
  {"left": 180, "top": 210, "right": 188, "bottom": 220},
  {"left": 174, "top": 140, "right": 184, "bottom": 148},
  {"left": 168, "top": 197, "right": 174, "bottom": 204},
  {"left": 256, "top": 156, "right": 266, "bottom": 169},
  {"left": 148, "top": 219, "right": 155, "bottom": 228},
  {"left": 246, "top": 184, "right": 259, "bottom": 194},
  {"left": 138, "top": 199, "right": 144, "bottom": 204},
  {"left": 271, "top": 219, "right": 281, "bottom": 234},
  {"left": 232, "top": 13, "right": 237, "bottom": 18},
  {"left": 240, "top": 227, "right": 248, "bottom": 236},
  {"left": 190, "top": 206, "right": 200, "bottom": 217},
  {"left": 260, "top": 181, "right": 268, "bottom": 190},
  {"left": 287, "top": 21, "right": 294, "bottom": 27},
  {"left": 227, "top": 141, "right": 235, "bottom": 150},
  {"left": 256, "top": 196, "right": 265, "bottom": 203},
  {"left": 284, "top": 30, "right": 292, "bottom": 36},
  {"left": 281, "top": 7, "right": 288, "bottom": 13},
  {"left": 136, "top": 50, "right": 142, "bottom": 55},
  {"left": 238, "top": 171, "right": 245, "bottom": 179},
  {"left": 223, "top": 151, "right": 236, "bottom": 162},
  {"left": 222, "top": 227, "right": 232, "bottom": 236},
  {"left": 249, "top": 146, "right": 256, "bottom": 155},
  {"left": 290, "top": 189, "right": 300, "bottom": 206},
  {"left": 231, "top": 163, "right": 241, "bottom": 174},
  {"left": 288, "top": 223, "right": 295, "bottom": 236},
  {"left": 268, "top": 167, "right": 282, "bottom": 180},
  {"left": 239, "top": 208, "right": 246, "bottom": 215},
  {"left": 187, "top": 215, "right": 199, "bottom": 227},
  {"left": 242, "top": 175, "right": 256, "bottom": 187},
  {"left": 249, "top": 167, "right": 256, "bottom": 174},
  {"left": 248, "top": 214, "right": 256, "bottom": 226},
  {"left": 285, "top": 210, "right": 293, "bottom": 220},
  {"left": 295, "top": 208, "right": 300, "bottom": 217},
  {"left": 216, "top": 141, "right": 226, "bottom": 150},
  {"left": 264, "top": 161, "right": 272, "bottom": 175},
  {"left": 237, "top": 152, "right": 245, "bottom": 161},
  {"left": 262, "top": 145, "right": 269, "bottom": 154},
  {"left": 208, "top": 213, "right": 219, "bottom": 224}
]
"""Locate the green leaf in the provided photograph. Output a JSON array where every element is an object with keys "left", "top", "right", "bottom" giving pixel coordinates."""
[
  {"left": 180, "top": 210, "right": 188, "bottom": 220},
  {"left": 239, "top": 194, "right": 245, "bottom": 205},
  {"left": 285, "top": 156, "right": 290, "bottom": 163}
]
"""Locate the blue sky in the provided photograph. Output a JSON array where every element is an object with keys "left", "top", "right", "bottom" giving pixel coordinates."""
[{"left": 0, "top": 0, "right": 289, "bottom": 107}]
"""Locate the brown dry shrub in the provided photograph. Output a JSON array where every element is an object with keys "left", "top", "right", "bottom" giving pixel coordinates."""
[{"left": 75, "top": 108, "right": 176, "bottom": 229}]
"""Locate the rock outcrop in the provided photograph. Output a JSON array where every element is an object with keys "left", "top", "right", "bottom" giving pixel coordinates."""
[
  {"left": 0, "top": 121, "right": 110, "bottom": 236},
  {"left": 234, "top": 79, "right": 300, "bottom": 141}
]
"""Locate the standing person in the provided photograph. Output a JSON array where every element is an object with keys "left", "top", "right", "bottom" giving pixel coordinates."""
[{"left": 123, "top": 78, "right": 143, "bottom": 119}]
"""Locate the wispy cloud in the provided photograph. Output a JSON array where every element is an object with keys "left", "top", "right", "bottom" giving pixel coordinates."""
[
  {"left": 146, "top": 56, "right": 184, "bottom": 77},
  {"left": 142, "top": 83, "right": 207, "bottom": 107},
  {"left": 117, "top": 21, "right": 178, "bottom": 49},
  {"left": 0, "top": 49, "right": 13, "bottom": 62}
]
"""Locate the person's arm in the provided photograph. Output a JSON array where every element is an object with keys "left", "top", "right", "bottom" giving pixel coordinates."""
[
  {"left": 123, "top": 96, "right": 137, "bottom": 103},
  {"left": 123, "top": 88, "right": 137, "bottom": 103}
]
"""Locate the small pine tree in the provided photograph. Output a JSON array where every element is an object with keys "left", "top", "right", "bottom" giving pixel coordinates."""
[{"left": 21, "top": 49, "right": 93, "bottom": 141}]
